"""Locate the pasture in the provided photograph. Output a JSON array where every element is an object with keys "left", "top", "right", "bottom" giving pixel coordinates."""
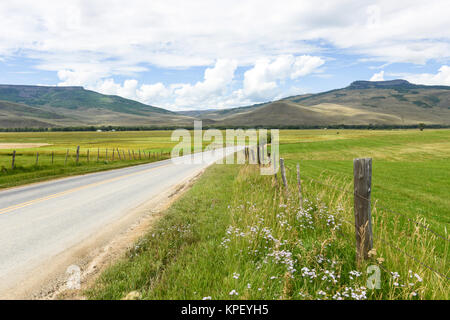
[{"left": 85, "top": 128, "right": 449, "bottom": 300}]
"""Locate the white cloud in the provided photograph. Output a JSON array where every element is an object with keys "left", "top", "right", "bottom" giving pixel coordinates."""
[
  {"left": 239, "top": 55, "right": 324, "bottom": 101},
  {"left": 402, "top": 65, "right": 450, "bottom": 86},
  {"left": 87, "top": 59, "right": 240, "bottom": 110},
  {"left": 173, "top": 59, "right": 237, "bottom": 107},
  {"left": 74, "top": 56, "right": 320, "bottom": 110},
  {"left": 1, "top": 0, "right": 449, "bottom": 69},
  {"left": 2, "top": 1, "right": 450, "bottom": 109},
  {"left": 370, "top": 70, "right": 385, "bottom": 81}
]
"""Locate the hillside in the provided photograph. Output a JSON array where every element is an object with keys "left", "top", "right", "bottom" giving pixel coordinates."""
[
  {"left": 0, "top": 85, "right": 193, "bottom": 128},
  {"left": 1, "top": 80, "right": 450, "bottom": 128},
  {"left": 194, "top": 80, "right": 450, "bottom": 126}
]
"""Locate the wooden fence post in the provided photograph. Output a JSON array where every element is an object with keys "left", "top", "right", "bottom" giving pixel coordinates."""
[
  {"left": 51, "top": 151, "right": 54, "bottom": 165},
  {"left": 12, "top": 150, "right": 16, "bottom": 169},
  {"left": 261, "top": 144, "right": 265, "bottom": 165},
  {"left": 106, "top": 148, "right": 108, "bottom": 161},
  {"left": 112, "top": 148, "right": 115, "bottom": 161},
  {"left": 36, "top": 152, "right": 39, "bottom": 166},
  {"left": 87, "top": 149, "right": 90, "bottom": 163},
  {"left": 257, "top": 144, "right": 261, "bottom": 165},
  {"left": 97, "top": 148, "right": 100, "bottom": 162},
  {"left": 117, "top": 148, "right": 121, "bottom": 160},
  {"left": 128, "top": 149, "right": 131, "bottom": 160},
  {"left": 76, "top": 146, "right": 80, "bottom": 164},
  {"left": 65, "top": 149, "right": 69, "bottom": 166},
  {"left": 139, "top": 149, "right": 141, "bottom": 160},
  {"left": 353, "top": 158, "right": 373, "bottom": 262},
  {"left": 297, "top": 163, "right": 303, "bottom": 209},
  {"left": 280, "top": 158, "right": 288, "bottom": 190}
]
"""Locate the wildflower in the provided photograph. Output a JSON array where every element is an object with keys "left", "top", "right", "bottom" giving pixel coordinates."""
[
  {"left": 414, "top": 273, "right": 423, "bottom": 282},
  {"left": 233, "top": 272, "right": 240, "bottom": 279},
  {"left": 229, "top": 290, "right": 239, "bottom": 296},
  {"left": 202, "top": 296, "right": 212, "bottom": 300}
]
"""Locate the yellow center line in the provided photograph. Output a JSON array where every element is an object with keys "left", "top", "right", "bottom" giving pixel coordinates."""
[{"left": 0, "top": 163, "right": 171, "bottom": 216}]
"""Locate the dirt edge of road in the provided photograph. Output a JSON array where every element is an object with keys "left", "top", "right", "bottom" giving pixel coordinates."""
[{"left": 4, "top": 167, "right": 206, "bottom": 300}]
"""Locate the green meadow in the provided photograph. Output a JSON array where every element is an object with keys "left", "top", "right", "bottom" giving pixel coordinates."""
[
  {"left": 0, "top": 131, "right": 178, "bottom": 188},
  {"left": 85, "top": 129, "right": 449, "bottom": 300}
]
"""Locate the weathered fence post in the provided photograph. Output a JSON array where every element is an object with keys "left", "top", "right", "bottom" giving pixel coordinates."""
[
  {"left": 353, "top": 158, "right": 373, "bottom": 262},
  {"left": 257, "top": 144, "right": 261, "bottom": 166},
  {"left": 128, "top": 149, "right": 131, "bottom": 160},
  {"left": 117, "top": 148, "right": 121, "bottom": 160},
  {"left": 261, "top": 144, "right": 265, "bottom": 165},
  {"left": 51, "top": 151, "right": 54, "bottom": 165},
  {"left": 97, "top": 148, "right": 100, "bottom": 162},
  {"left": 87, "top": 149, "right": 90, "bottom": 163},
  {"left": 12, "top": 150, "right": 16, "bottom": 169},
  {"left": 76, "top": 146, "right": 80, "bottom": 164},
  {"left": 139, "top": 149, "right": 141, "bottom": 160},
  {"left": 297, "top": 163, "right": 303, "bottom": 209},
  {"left": 112, "top": 148, "right": 115, "bottom": 161},
  {"left": 65, "top": 149, "right": 69, "bottom": 166},
  {"left": 36, "top": 152, "right": 39, "bottom": 166},
  {"left": 106, "top": 148, "right": 108, "bottom": 161},
  {"left": 280, "top": 158, "right": 288, "bottom": 190}
]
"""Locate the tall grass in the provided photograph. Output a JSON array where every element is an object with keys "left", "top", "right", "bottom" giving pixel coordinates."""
[{"left": 87, "top": 163, "right": 448, "bottom": 300}]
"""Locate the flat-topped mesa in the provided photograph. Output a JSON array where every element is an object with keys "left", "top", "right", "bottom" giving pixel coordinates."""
[{"left": 348, "top": 79, "right": 413, "bottom": 89}]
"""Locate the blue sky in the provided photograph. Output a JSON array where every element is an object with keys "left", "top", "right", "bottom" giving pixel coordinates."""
[{"left": 0, "top": 0, "right": 449, "bottom": 111}]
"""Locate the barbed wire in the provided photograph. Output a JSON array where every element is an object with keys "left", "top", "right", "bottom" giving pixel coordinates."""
[
  {"left": 334, "top": 214, "right": 448, "bottom": 281},
  {"left": 298, "top": 172, "right": 449, "bottom": 242},
  {"left": 378, "top": 237, "right": 449, "bottom": 281}
]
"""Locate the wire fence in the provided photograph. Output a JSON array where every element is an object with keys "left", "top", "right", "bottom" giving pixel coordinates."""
[
  {"left": 246, "top": 150, "right": 450, "bottom": 282},
  {"left": 2, "top": 146, "right": 170, "bottom": 170}
]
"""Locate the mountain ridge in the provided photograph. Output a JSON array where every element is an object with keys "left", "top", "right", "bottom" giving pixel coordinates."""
[{"left": 1, "top": 80, "right": 449, "bottom": 128}]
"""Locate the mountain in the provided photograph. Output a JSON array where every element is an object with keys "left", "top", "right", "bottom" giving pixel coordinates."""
[
  {"left": 1, "top": 80, "right": 449, "bottom": 129},
  {"left": 0, "top": 85, "right": 193, "bottom": 128},
  {"left": 192, "top": 80, "right": 450, "bottom": 126}
]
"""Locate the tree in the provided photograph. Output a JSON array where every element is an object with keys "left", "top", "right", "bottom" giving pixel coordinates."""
[{"left": 419, "top": 123, "right": 425, "bottom": 131}]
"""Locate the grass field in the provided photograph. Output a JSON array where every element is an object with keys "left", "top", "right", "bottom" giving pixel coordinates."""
[
  {"left": 84, "top": 129, "right": 449, "bottom": 300},
  {"left": 0, "top": 131, "right": 180, "bottom": 188}
]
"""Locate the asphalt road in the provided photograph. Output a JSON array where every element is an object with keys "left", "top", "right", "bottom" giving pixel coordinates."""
[{"left": 0, "top": 148, "right": 236, "bottom": 296}]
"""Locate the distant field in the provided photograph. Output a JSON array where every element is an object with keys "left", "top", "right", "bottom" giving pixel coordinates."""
[
  {"left": 0, "top": 131, "right": 178, "bottom": 188},
  {"left": 278, "top": 129, "right": 450, "bottom": 235}
]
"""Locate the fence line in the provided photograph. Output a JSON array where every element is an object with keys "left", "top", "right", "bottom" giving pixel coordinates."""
[
  {"left": 257, "top": 155, "right": 448, "bottom": 281},
  {"left": 298, "top": 172, "right": 449, "bottom": 242},
  {"left": 379, "top": 237, "right": 449, "bottom": 280},
  {"left": 4, "top": 147, "right": 171, "bottom": 170}
]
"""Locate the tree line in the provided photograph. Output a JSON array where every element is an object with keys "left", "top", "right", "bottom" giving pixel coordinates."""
[{"left": 0, "top": 123, "right": 449, "bottom": 132}]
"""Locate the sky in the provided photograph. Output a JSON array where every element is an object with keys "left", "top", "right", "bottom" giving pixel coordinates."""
[{"left": 0, "top": 0, "right": 449, "bottom": 111}]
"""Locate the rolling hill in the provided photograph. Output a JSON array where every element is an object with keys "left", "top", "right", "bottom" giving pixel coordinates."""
[
  {"left": 0, "top": 85, "right": 193, "bottom": 128},
  {"left": 194, "top": 80, "right": 450, "bottom": 126},
  {"left": 1, "top": 80, "right": 449, "bottom": 128}
]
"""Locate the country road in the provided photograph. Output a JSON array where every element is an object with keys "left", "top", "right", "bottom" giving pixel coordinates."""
[{"left": 0, "top": 147, "right": 237, "bottom": 298}]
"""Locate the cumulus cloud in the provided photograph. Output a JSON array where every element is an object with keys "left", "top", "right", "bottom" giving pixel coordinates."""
[
  {"left": 1, "top": 1, "right": 449, "bottom": 68},
  {"left": 239, "top": 55, "right": 324, "bottom": 101},
  {"left": 86, "top": 59, "right": 240, "bottom": 110},
  {"left": 370, "top": 70, "right": 385, "bottom": 81},
  {"left": 2, "top": 1, "right": 450, "bottom": 109},
  {"left": 173, "top": 59, "right": 237, "bottom": 107},
  {"left": 402, "top": 65, "right": 450, "bottom": 86},
  {"left": 72, "top": 56, "right": 320, "bottom": 110}
]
